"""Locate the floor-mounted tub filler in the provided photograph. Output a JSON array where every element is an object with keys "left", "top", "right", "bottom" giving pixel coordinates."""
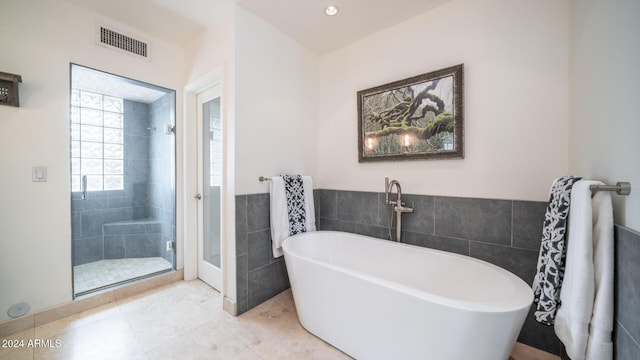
[{"left": 282, "top": 231, "right": 533, "bottom": 360}]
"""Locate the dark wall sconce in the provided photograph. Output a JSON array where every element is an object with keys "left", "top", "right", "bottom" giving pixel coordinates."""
[{"left": 0, "top": 71, "right": 23, "bottom": 107}]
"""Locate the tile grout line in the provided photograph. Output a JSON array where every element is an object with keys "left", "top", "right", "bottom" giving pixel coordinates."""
[{"left": 616, "top": 318, "right": 640, "bottom": 352}]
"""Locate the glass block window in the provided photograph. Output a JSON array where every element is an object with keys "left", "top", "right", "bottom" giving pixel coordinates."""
[{"left": 71, "top": 89, "right": 124, "bottom": 191}]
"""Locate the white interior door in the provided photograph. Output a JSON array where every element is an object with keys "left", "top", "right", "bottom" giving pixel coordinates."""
[{"left": 196, "top": 86, "right": 222, "bottom": 290}]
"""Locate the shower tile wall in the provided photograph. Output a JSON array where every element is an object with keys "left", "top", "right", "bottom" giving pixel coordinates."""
[
  {"left": 72, "top": 100, "right": 151, "bottom": 266},
  {"left": 149, "top": 93, "right": 176, "bottom": 265}
]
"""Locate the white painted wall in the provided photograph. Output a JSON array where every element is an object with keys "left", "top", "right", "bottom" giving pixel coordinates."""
[
  {"left": 569, "top": 0, "right": 640, "bottom": 231},
  {"left": 234, "top": 8, "right": 319, "bottom": 195},
  {"left": 0, "top": 0, "right": 184, "bottom": 322},
  {"left": 318, "top": 0, "right": 570, "bottom": 202},
  {"left": 6, "top": 0, "right": 626, "bottom": 324},
  {"left": 182, "top": 6, "right": 319, "bottom": 308}
]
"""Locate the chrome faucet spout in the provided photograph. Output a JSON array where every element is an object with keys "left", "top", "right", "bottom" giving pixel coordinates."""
[
  {"left": 384, "top": 178, "right": 413, "bottom": 242},
  {"left": 386, "top": 179, "right": 402, "bottom": 205}
]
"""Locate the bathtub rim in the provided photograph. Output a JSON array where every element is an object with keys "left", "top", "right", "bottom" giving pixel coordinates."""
[{"left": 283, "top": 230, "right": 533, "bottom": 314}]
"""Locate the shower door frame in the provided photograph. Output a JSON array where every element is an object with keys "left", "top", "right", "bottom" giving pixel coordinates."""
[{"left": 69, "top": 63, "right": 177, "bottom": 297}]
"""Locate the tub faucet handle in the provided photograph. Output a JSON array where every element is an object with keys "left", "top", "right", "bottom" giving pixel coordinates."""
[{"left": 395, "top": 202, "right": 414, "bottom": 213}]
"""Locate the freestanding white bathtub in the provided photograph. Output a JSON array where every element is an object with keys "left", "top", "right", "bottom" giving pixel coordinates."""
[{"left": 282, "top": 231, "right": 533, "bottom": 360}]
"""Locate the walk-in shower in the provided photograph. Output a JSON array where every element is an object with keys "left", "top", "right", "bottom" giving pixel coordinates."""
[{"left": 70, "top": 64, "right": 176, "bottom": 296}]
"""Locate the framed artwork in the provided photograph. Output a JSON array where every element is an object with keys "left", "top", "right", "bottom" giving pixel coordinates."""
[{"left": 357, "top": 64, "right": 464, "bottom": 162}]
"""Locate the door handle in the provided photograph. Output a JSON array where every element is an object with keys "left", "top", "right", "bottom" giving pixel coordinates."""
[
  {"left": 195, "top": 193, "right": 202, "bottom": 200},
  {"left": 81, "top": 175, "right": 88, "bottom": 200}
]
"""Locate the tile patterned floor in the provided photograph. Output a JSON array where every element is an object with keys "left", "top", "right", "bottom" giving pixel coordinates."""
[
  {"left": 73, "top": 258, "right": 173, "bottom": 295},
  {"left": 1, "top": 280, "right": 559, "bottom": 360}
]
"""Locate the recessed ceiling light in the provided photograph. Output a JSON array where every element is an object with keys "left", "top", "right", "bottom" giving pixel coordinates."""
[{"left": 325, "top": 5, "right": 339, "bottom": 16}]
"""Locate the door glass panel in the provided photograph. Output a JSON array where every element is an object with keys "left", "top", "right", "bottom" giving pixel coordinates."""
[{"left": 202, "top": 98, "right": 221, "bottom": 268}]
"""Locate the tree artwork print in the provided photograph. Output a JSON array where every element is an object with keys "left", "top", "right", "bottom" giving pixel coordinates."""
[{"left": 357, "top": 64, "right": 464, "bottom": 162}]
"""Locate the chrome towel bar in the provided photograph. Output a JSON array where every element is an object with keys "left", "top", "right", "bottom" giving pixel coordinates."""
[
  {"left": 258, "top": 175, "right": 313, "bottom": 182},
  {"left": 261, "top": 177, "right": 630, "bottom": 195},
  {"left": 589, "top": 182, "right": 631, "bottom": 196}
]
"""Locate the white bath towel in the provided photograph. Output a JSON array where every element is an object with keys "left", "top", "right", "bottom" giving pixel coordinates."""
[
  {"left": 269, "top": 175, "right": 316, "bottom": 258},
  {"left": 554, "top": 180, "right": 613, "bottom": 360}
]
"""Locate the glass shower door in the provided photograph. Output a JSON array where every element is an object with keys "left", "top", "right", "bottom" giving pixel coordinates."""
[{"left": 70, "top": 64, "right": 176, "bottom": 297}]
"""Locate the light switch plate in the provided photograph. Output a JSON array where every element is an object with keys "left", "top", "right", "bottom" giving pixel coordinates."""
[{"left": 32, "top": 166, "right": 47, "bottom": 182}]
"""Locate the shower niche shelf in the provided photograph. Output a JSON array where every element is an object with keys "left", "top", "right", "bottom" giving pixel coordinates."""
[{"left": 0, "top": 71, "right": 23, "bottom": 107}]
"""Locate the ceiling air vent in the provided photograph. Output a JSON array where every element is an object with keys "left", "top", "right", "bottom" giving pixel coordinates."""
[{"left": 96, "top": 23, "right": 151, "bottom": 61}]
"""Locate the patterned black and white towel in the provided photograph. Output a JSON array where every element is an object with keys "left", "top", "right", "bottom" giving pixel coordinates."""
[
  {"left": 283, "top": 174, "right": 306, "bottom": 236},
  {"left": 269, "top": 175, "right": 316, "bottom": 258},
  {"left": 532, "top": 175, "right": 582, "bottom": 325}
]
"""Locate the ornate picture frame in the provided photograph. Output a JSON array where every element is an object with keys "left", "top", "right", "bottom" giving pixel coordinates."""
[{"left": 357, "top": 64, "right": 464, "bottom": 162}]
